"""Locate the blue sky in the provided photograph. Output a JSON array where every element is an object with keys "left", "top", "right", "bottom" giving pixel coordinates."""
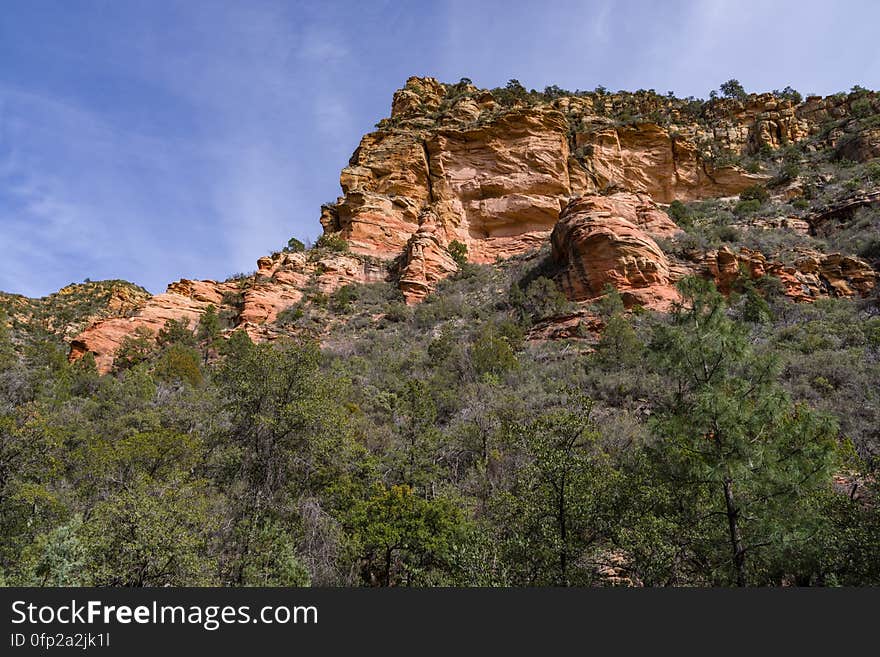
[{"left": 1, "top": 0, "right": 878, "bottom": 297}]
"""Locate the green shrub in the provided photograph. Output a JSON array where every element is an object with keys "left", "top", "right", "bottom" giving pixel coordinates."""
[
  {"left": 157, "top": 318, "right": 196, "bottom": 347},
  {"left": 314, "top": 234, "right": 349, "bottom": 252},
  {"left": 471, "top": 326, "right": 518, "bottom": 377},
  {"left": 757, "top": 143, "right": 775, "bottom": 159},
  {"left": 734, "top": 199, "right": 762, "bottom": 216},
  {"left": 154, "top": 344, "right": 203, "bottom": 387},
  {"left": 715, "top": 225, "right": 742, "bottom": 243},
  {"left": 491, "top": 79, "right": 529, "bottom": 107},
  {"left": 778, "top": 161, "right": 801, "bottom": 182},
  {"left": 447, "top": 240, "right": 469, "bottom": 268},
  {"left": 596, "top": 284, "right": 625, "bottom": 318},
  {"left": 197, "top": 305, "right": 221, "bottom": 345},
  {"left": 739, "top": 185, "right": 770, "bottom": 203},
  {"left": 595, "top": 314, "right": 643, "bottom": 367},
  {"left": 221, "top": 291, "right": 244, "bottom": 308},
  {"left": 851, "top": 98, "right": 873, "bottom": 119},
  {"left": 276, "top": 304, "right": 304, "bottom": 325},
  {"left": 114, "top": 327, "right": 156, "bottom": 371},
  {"left": 666, "top": 200, "right": 692, "bottom": 226},
  {"left": 239, "top": 521, "right": 310, "bottom": 586},
  {"left": 331, "top": 285, "right": 358, "bottom": 314},
  {"left": 737, "top": 283, "right": 772, "bottom": 324},
  {"left": 384, "top": 302, "right": 411, "bottom": 323},
  {"left": 427, "top": 329, "right": 456, "bottom": 363},
  {"left": 523, "top": 277, "right": 570, "bottom": 321},
  {"left": 284, "top": 237, "right": 306, "bottom": 253},
  {"left": 310, "top": 292, "right": 329, "bottom": 308}
]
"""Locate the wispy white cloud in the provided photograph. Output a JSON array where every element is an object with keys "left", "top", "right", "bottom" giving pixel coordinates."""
[
  {"left": 589, "top": 1, "right": 612, "bottom": 44},
  {"left": 296, "top": 27, "right": 350, "bottom": 64},
  {"left": 0, "top": 84, "right": 206, "bottom": 295},
  {"left": 135, "top": 6, "right": 355, "bottom": 273}
]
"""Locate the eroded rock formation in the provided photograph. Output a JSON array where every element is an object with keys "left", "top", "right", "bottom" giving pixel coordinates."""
[
  {"left": 321, "top": 77, "right": 879, "bottom": 301},
  {"left": 698, "top": 246, "right": 876, "bottom": 300},
  {"left": 551, "top": 196, "right": 679, "bottom": 311},
  {"left": 572, "top": 121, "right": 768, "bottom": 202},
  {"left": 71, "top": 251, "right": 385, "bottom": 373},
  {"left": 398, "top": 209, "right": 459, "bottom": 303},
  {"left": 56, "top": 77, "right": 878, "bottom": 370},
  {"left": 1, "top": 281, "right": 151, "bottom": 344}
]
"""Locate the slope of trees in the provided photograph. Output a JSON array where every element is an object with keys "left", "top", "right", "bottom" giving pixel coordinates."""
[{"left": 0, "top": 270, "right": 878, "bottom": 587}]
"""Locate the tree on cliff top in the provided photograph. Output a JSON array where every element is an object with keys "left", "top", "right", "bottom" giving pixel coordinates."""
[{"left": 719, "top": 79, "right": 747, "bottom": 100}]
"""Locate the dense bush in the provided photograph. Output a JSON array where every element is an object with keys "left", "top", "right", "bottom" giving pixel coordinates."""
[
  {"left": 739, "top": 185, "right": 770, "bottom": 203},
  {"left": 734, "top": 199, "right": 762, "bottom": 216},
  {"left": 666, "top": 200, "right": 692, "bottom": 227}
]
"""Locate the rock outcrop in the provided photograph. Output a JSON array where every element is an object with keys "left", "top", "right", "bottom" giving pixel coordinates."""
[
  {"left": 425, "top": 107, "right": 572, "bottom": 261},
  {"left": 551, "top": 195, "right": 679, "bottom": 311},
  {"left": 1, "top": 281, "right": 151, "bottom": 344},
  {"left": 70, "top": 251, "right": 385, "bottom": 373},
  {"left": 835, "top": 127, "right": 880, "bottom": 162},
  {"left": 696, "top": 246, "right": 876, "bottom": 300},
  {"left": 398, "top": 210, "right": 459, "bottom": 303},
  {"left": 330, "top": 100, "right": 572, "bottom": 266},
  {"left": 809, "top": 190, "right": 880, "bottom": 235},
  {"left": 70, "top": 281, "right": 231, "bottom": 372},
  {"left": 322, "top": 79, "right": 880, "bottom": 301},
  {"left": 572, "top": 121, "right": 768, "bottom": 202}
]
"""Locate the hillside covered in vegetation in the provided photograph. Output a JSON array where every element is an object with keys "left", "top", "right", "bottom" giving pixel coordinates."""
[{"left": 1, "top": 77, "right": 878, "bottom": 586}]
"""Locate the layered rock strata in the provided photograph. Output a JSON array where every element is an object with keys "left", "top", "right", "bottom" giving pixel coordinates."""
[{"left": 60, "top": 78, "right": 878, "bottom": 370}]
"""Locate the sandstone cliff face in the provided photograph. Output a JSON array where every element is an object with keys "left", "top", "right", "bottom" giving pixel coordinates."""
[
  {"left": 321, "top": 78, "right": 879, "bottom": 303},
  {"left": 425, "top": 108, "right": 572, "bottom": 261},
  {"left": 701, "top": 95, "right": 814, "bottom": 154},
  {"left": 59, "top": 78, "right": 878, "bottom": 370},
  {"left": 330, "top": 100, "right": 572, "bottom": 265},
  {"left": 571, "top": 121, "right": 768, "bottom": 202}
]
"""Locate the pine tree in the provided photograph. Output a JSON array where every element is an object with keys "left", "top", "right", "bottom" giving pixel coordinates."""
[{"left": 647, "top": 278, "right": 837, "bottom": 585}]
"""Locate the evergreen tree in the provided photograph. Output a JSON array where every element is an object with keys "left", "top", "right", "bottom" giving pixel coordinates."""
[
  {"left": 197, "top": 304, "right": 221, "bottom": 347},
  {"left": 492, "top": 397, "right": 620, "bottom": 586},
  {"left": 347, "top": 484, "right": 466, "bottom": 586},
  {"left": 646, "top": 278, "right": 837, "bottom": 585}
]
